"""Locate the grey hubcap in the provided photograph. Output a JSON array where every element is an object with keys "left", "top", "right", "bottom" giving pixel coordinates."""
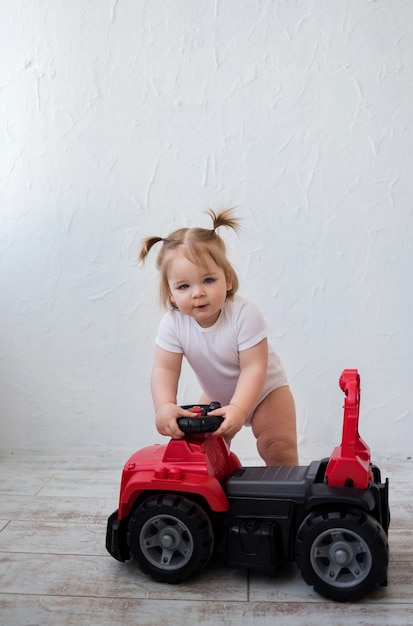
[
  {"left": 310, "top": 527, "right": 372, "bottom": 588},
  {"left": 140, "top": 514, "right": 194, "bottom": 571}
]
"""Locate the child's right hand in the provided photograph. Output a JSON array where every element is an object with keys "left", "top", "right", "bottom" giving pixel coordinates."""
[{"left": 155, "top": 403, "right": 196, "bottom": 439}]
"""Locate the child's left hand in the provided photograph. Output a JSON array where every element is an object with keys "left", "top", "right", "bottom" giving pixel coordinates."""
[{"left": 207, "top": 403, "right": 247, "bottom": 441}]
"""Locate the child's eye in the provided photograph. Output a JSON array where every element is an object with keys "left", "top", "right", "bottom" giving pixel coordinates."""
[
  {"left": 204, "top": 277, "right": 214, "bottom": 284},
  {"left": 178, "top": 284, "right": 189, "bottom": 290}
]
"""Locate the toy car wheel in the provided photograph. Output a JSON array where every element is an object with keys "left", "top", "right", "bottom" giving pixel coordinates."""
[
  {"left": 295, "top": 509, "right": 388, "bottom": 601},
  {"left": 127, "top": 494, "right": 214, "bottom": 583}
]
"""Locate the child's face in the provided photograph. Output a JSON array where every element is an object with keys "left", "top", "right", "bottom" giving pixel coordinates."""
[{"left": 167, "top": 250, "right": 232, "bottom": 327}]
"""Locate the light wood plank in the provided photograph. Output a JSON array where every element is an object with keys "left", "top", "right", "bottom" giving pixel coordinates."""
[
  {"left": 35, "top": 469, "right": 121, "bottom": 499},
  {"left": 1, "top": 594, "right": 413, "bottom": 626},
  {"left": 389, "top": 528, "right": 413, "bottom": 560},
  {"left": 0, "top": 552, "right": 248, "bottom": 601},
  {"left": 0, "top": 550, "right": 411, "bottom": 605},
  {"left": 0, "top": 448, "right": 131, "bottom": 471},
  {"left": 0, "top": 521, "right": 410, "bottom": 597},
  {"left": 249, "top": 560, "right": 413, "bottom": 604},
  {"left": 0, "top": 520, "right": 107, "bottom": 556},
  {"left": 0, "top": 494, "right": 116, "bottom": 523},
  {"left": 0, "top": 470, "right": 54, "bottom": 496}
]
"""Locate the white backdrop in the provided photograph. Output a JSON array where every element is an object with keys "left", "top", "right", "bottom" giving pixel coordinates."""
[{"left": 1, "top": 0, "right": 412, "bottom": 461}]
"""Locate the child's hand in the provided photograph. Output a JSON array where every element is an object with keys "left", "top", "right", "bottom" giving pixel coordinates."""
[
  {"left": 207, "top": 403, "right": 247, "bottom": 440},
  {"left": 155, "top": 403, "right": 196, "bottom": 439}
]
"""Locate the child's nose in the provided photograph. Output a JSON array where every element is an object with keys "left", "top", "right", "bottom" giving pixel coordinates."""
[{"left": 192, "top": 284, "right": 205, "bottom": 297}]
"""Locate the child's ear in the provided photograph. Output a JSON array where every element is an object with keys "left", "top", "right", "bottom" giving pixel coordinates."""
[{"left": 226, "top": 270, "right": 233, "bottom": 291}]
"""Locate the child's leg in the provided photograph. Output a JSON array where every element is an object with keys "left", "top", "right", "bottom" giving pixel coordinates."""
[{"left": 251, "top": 386, "right": 298, "bottom": 466}]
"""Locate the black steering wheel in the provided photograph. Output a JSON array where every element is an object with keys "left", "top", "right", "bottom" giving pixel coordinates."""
[{"left": 177, "top": 402, "right": 223, "bottom": 434}]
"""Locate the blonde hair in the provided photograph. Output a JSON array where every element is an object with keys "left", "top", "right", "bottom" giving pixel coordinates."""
[{"left": 139, "top": 208, "right": 241, "bottom": 308}]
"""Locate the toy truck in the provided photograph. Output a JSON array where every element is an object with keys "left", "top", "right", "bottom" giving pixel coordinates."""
[{"left": 106, "top": 369, "right": 389, "bottom": 602}]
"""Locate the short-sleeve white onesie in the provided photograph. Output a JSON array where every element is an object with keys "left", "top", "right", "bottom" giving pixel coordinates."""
[{"left": 155, "top": 295, "right": 288, "bottom": 424}]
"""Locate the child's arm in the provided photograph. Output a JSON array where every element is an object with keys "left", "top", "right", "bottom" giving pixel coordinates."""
[
  {"left": 151, "top": 346, "right": 194, "bottom": 438},
  {"left": 209, "top": 338, "right": 268, "bottom": 440}
]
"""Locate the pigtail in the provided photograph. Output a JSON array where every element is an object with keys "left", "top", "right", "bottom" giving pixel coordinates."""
[
  {"left": 138, "top": 236, "right": 164, "bottom": 263},
  {"left": 206, "top": 208, "right": 241, "bottom": 236}
]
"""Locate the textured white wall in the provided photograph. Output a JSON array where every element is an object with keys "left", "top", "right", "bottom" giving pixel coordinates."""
[{"left": 1, "top": 0, "right": 412, "bottom": 461}]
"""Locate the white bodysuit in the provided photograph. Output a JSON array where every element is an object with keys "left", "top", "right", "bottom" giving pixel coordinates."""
[{"left": 155, "top": 295, "right": 288, "bottom": 425}]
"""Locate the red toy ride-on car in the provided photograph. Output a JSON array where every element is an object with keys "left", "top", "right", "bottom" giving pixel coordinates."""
[{"left": 106, "top": 369, "right": 389, "bottom": 602}]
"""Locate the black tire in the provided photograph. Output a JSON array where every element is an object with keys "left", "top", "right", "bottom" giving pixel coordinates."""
[
  {"left": 127, "top": 494, "right": 214, "bottom": 583},
  {"left": 296, "top": 509, "right": 389, "bottom": 602}
]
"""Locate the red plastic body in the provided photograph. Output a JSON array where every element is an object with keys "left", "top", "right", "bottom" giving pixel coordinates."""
[
  {"left": 116, "top": 369, "right": 374, "bottom": 520},
  {"left": 117, "top": 433, "right": 241, "bottom": 519},
  {"left": 325, "top": 369, "right": 373, "bottom": 489}
]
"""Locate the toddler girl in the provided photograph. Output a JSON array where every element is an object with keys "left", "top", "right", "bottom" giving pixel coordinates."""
[{"left": 139, "top": 209, "right": 298, "bottom": 466}]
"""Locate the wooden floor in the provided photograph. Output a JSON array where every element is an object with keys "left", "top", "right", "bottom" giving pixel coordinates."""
[{"left": 0, "top": 447, "right": 412, "bottom": 626}]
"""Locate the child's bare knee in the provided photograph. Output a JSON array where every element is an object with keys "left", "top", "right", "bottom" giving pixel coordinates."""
[{"left": 256, "top": 432, "right": 298, "bottom": 466}]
